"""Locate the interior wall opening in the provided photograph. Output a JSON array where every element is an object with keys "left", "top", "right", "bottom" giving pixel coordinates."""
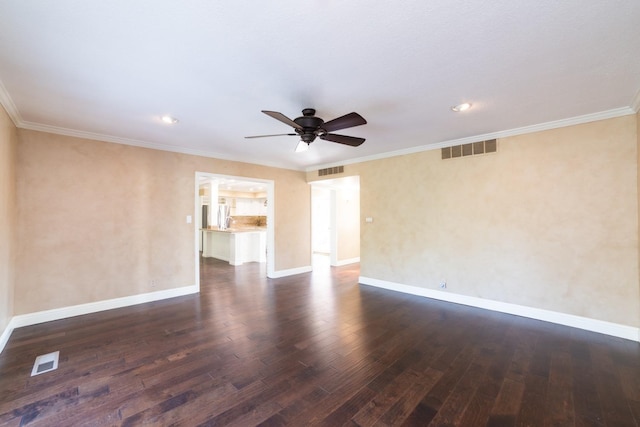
[
  {"left": 195, "top": 172, "right": 275, "bottom": 287},
  {"left": 310, "top": 176, "right": 360, "bottom": 269}
]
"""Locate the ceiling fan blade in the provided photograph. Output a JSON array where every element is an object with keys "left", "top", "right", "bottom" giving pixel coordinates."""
[
  {"left": 262, "top": 110, "right": 303, "bottom": 130},
  {"left": 245, "top": 133, "right": 296, "bottom": 139},
  {"left": 322, "top": 112, "right": 367, "bottom": 132},
  {"left": 320, "top": 133, "right": 365, "bottom": 147}
]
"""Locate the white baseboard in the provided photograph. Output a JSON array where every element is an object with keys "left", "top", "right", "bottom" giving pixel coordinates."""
[
  {"left": 0, "top": 285, "right": 198, "bottom": 354},
  {"left": 0, "top": 318, "right": 15, "bottom": 355},
  {"left": 359, "top": 276, "right": 639, "bottom": 342},
  {"left": 333, "top": 257, "right": 360, "bottom": 267},
  {"left": 269, "top": 266, "right": 312, "bottom": 279}
]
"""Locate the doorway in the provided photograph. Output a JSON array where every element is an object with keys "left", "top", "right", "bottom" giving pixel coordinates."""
[
  {"left": 311, "top": 176, "right": 360, "bottom": 269},
  {"left": 312, "top": 186, "right": 331, "bottom": 254},
  {"left": 194, "top": 172, "right": 275, "bottom": 290},
  {"left": 311, "top": 186, "right": 333, "bottom": 269}
]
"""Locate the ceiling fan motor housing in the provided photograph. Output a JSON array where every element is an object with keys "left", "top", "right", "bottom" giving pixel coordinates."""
[{"left": 294, "top": 108, "right": 325, "bottom": 142}]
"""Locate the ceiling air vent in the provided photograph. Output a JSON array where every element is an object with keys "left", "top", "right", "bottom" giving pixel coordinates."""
[
  {"left": 318, "top": 166, "right": 345, "bottom": 177},
  {"left": 442, "top": 139, "right": 497, "bottom": 160}
]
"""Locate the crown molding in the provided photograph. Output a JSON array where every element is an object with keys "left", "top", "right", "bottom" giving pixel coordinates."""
[
  {"left": 0, "top": 79, "right": 300, "bottom": 171},
  {"left": 17, "top": 105, "right": 636, "bottom": 174},
  {"left": 0, "top": 78, "right": 23, "bottom": 126},
  {"left": 631, "top": 88, "right": 640, "bottom": 113},
  {"left": 306, "top": 106, "right": 636, "bottom": 172},
  {"left": 2, "top": 75, "right": 636, "bottom": 173},
  {"left": 17, "top": 121, "right": 301, "bottom": 171}
]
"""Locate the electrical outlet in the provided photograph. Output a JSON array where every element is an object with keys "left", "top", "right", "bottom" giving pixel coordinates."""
[
  {"left": 439, "top": 281, "right": 447, "bottom": 289},
  {"left": 150, "top": 279, "right": 157, "bottom": 289}
]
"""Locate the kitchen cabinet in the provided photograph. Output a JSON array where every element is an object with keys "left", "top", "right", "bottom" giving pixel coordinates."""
[
  {"left": 234, "top": 198, "right": 267, "bottom": 216},
  {"left": 201, "top": 229, "right": 266, "bottom": 265}
]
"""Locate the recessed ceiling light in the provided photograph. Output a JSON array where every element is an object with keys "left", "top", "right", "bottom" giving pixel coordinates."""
[
  {"left": 161, "top": 115, "right": 179, "bottom": 124},
  {"left": 451, "top": 103, "right": 472, "bottom": 112}
]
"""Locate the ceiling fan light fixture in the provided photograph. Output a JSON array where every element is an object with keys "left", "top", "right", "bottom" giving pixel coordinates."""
[
  {"left": 295, "top": 140, "right": 309, "bottom": 153},
  {"left": 451, "top": 103, "right": 472, "bottom": 112},
  {"left": 161, "top": 115, "right": 179, "bottom": 124}
]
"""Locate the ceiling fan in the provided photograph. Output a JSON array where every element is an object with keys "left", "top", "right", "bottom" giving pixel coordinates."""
[{"left": 245, "top": 108, "right": 367, "bottom": 152}]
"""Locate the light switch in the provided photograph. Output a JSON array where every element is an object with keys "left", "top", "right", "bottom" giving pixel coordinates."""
[
  {"left": 186, "top": 215, "right": 192, "bottom": 224},
  {"left": 365, "top": 217, "right": 373, "bottom": 223}
]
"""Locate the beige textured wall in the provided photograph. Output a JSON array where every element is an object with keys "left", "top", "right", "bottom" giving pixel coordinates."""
[
  {"left": 15, "top": 130, "right": 310, "bottom": 314},
  {"left": 0, "top": 105, "right": 17, "bottom": 331},
  {"left": 343, "top": 115, "right": 638, "bottom": 326},
  {"left": 336, "top": 187, "right": 360, "bottom": 261}
]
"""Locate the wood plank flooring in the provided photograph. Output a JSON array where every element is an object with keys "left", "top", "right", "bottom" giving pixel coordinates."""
[{"left": 1, "top": 256, "right": 639, "bottom": 426}]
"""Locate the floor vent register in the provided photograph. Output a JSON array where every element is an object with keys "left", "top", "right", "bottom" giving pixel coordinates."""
[{"left": 31, "top": 351, "right": 60, "bottom": 376}]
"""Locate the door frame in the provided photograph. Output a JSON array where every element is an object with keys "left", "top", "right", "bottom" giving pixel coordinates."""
[
  {"left": 194, "top": 171, "right": 275, "bottom": 290},
  {"left": 311, "top": 176, "right": 360, "bottom": 267}
]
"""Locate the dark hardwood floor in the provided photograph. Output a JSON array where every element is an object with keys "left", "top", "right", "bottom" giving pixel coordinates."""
[{"left": 1, "top": 256, "right": 639, "bottom": 426}]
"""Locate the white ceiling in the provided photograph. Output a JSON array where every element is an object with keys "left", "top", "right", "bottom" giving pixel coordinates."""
[{"left": 1, "top": 1, "right": 639, "bottom": 171}]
